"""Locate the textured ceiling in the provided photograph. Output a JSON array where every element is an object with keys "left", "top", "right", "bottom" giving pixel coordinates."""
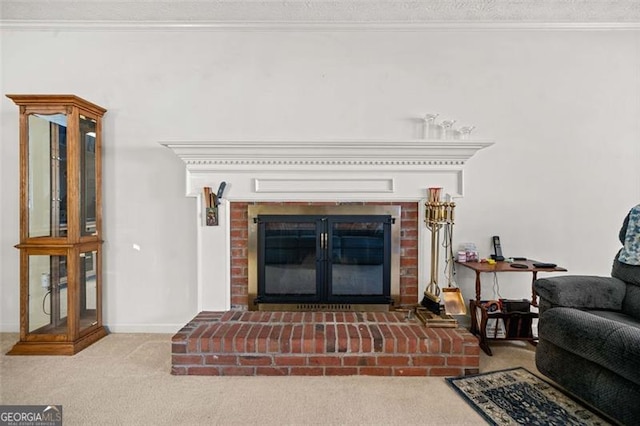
[{"left": 2, "top": 0, "right": 640, "bottom": 27}]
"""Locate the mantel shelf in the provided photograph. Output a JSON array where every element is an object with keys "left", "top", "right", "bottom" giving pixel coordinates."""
[{"left": 161, "top": 139, "right": 494, "bottom": 170}]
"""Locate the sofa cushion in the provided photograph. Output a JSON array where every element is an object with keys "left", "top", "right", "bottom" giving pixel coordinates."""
[
  {"left": 535, "top": 340, "right": 640, "bottom": 426},
  {"left": 538, "top": 307, "right": 640, "bottom": 387},
  {"left": 612, "top": 256, "right": 640, "bottom": 287},
  {"left": 535, "top": 276, "right": 626, "bottom": 311},
  {"left": 622, "top": 282, "right": 640, "bottom": 319},
  {"left": 588, "top": 309, "right": 640, "bottom": 328},
  {"left": 611, "top": 257, "right": 640, "bottom": 318}
]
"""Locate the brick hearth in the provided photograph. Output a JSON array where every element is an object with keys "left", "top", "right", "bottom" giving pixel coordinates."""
[
  {"left": 171, "top": 311, "right": 479, "bottom": 376},
  {"left": 229, "top": 201, "right": 420, "bottom": 309}
]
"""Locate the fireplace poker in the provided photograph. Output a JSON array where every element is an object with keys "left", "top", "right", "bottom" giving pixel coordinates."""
[
  {"left": 421, "top": 220, "right": 442, "bottom": 314},
  {"left": 421, "top": 191, "right": 456, "bottom": 315}
]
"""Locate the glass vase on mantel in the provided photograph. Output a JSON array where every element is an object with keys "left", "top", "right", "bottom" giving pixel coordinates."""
[
  {"left": 458, "top": 126, "right": 475, "bottom": 140},
  {"left": 423, "top": 114, "right": 442, "bottom": 139},
  {"left": 441, "top": 120, "right": 458, "bottom": 140}
]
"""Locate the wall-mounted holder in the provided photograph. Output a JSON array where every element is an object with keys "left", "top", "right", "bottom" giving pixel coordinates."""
[
  {"left": 203, "top": 186, "right": 218, "bottom": 226},
  {"left": 203, "top": 182, "right": 226, "bottom": 226}
]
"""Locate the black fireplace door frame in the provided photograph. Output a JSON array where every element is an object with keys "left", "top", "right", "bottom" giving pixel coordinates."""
[{"left": 255, "top": 214, "right": 393, "bottom": 306}]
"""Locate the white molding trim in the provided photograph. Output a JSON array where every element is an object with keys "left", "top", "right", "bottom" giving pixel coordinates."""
[
  {"left": 161, "top": 140, "right": 494, "bottom": 170},
  {"left": 104, "top": 324, "right": 185, "bottom": 333},
  {"left": 2, "top": 20, "right": 640, "bottom": 31},
  {"left": 161, "top": 140, "right": 491, "bottom": 200},
  {"left": 254, "top": 178, "right": 395, "bottom": 193},
  {"left": 0, "top": 323, "right": 190, "bottom": 334},
  {"left": 0, "top": 323, "right": 19, "bottom": 333},
  {"left": 2, "top": 0, "right": 640, "bottom": 31},
  {"left": 237, "top": 171, "right": 464, "bottom": 196}
]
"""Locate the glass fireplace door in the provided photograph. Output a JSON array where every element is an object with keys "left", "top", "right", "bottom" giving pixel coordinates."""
[
  {"left": 256, "top": 215, "right": 392, "bottom": 307},
  {"left": 327, "top": 216, "right": 390, "bottom": 304},
  {"left": 258, "top": 217, "right": 322, "bottom": 304}
]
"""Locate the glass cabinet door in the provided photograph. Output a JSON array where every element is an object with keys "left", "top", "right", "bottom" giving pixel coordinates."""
[
  {"left": 28, "top": 113, "right": 68, "bottom": 238},
  {"left": 28, "top": 254, "right": 68, "bottom": 334},
  {"left": 79, "top": 115, "right": 98, "bottom": 236},
  {"left": 78, "top": 249, "right": 99, "bottom": 333}
]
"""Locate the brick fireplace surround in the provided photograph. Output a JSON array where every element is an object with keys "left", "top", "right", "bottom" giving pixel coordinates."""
[
  {"left": 231, "top": 201, "right": 419, "bottom": 309},
  {"left": 171, "top": 201, "right": 480, "bottom": 376},
  {"left": 163, "top": 139, "right": 492, "bottom": 376}
]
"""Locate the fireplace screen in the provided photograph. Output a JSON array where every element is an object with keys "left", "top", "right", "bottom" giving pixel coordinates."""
[{"left": 255, "top": 214, "right": 393, "bottom": 307}]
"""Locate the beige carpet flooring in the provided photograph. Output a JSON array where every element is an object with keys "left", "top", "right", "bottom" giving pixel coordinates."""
[{"left": 0, "top": 332, "right": 538, "bottom": 425}]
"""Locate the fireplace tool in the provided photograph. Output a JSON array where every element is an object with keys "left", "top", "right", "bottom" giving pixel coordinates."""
[
  {"left": 421, "top": 188, "right": 456, "bottom": 315},
  {"left": 441, "top": 219, "right": 466, "bottom": 315}
]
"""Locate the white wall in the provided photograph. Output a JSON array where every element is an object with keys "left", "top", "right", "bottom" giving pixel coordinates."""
[{"left": 1, "top": 28, "right": 639, "bottom": 332}]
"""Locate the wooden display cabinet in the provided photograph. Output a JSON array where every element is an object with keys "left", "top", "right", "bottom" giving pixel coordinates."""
[{"left": 7, "top": 94, "right": 108, "bottom": 355}]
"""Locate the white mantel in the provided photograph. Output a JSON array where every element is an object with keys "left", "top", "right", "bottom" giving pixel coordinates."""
[
  {"left": 162, "top": 139, "right": 494, "bottom": 198},
  {"left": 161, "top": 139, "right": 493, "bottom": 311},
  {"left": 162, "top": 140, "right": 493, "bottom": 165}
]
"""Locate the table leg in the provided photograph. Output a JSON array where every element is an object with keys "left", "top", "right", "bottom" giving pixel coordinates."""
[
  {"left": 476, "top": 303, "right": 493, "bottom": 356},
  {"left": 479, "top": 340, "right": 493, "bottom": 356},
  {"left": 469, "top": 300, "right": 477, "bottom": 335},
  {"left": 531, "top": 271, "right": 538, "bottom": 307},
  {"left": 469, "top": 299, "right": 493, "bottom": 356}
]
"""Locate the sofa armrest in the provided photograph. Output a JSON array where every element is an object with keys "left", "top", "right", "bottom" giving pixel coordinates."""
[{"left": 534, "top": 275, "right": 627, "bottom": 311}]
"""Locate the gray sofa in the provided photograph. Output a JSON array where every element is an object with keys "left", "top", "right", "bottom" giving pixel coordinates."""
[{"left": 534, "top": 215, "right": 640, "bottom": 425}]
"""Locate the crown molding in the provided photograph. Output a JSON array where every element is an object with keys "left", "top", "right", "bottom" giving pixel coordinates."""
[
  {"left": 160, "top": 140, "right": 494, "bottom": 171},
  {"left": 2, "top": 20, "right": 640, "bottom": 31},
  {"left": 1, "top": 1, "right": 639, "bottom": 31}
]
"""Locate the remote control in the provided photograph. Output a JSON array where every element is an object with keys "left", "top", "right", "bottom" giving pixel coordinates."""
[
  {"left": 533, "top": 262, "right": 557, "bottom": 268},
  {"left": 510, "top": 263, "right": 528, "bottom": 269}
]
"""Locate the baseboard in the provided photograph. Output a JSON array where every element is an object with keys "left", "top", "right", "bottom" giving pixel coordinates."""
[
  {"left": 104, "top": 324, "right": 185, "bottom": 334},
  {"left": 0, "top": 323, "right": 184, "bottom": 334},
  {"left": 0, "top": 323, "right": 19, "bottom": 333}
]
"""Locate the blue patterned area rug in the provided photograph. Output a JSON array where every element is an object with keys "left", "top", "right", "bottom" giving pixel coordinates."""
[{"left": 446, "top": 367, "right": 613, "bottom": 426}]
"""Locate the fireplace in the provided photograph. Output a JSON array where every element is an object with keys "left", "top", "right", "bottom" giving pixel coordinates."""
[
  {"left": 164, "top": 139, "right": 491, "bottom": 376},
  {"left": 161, "top": 139, "right": 494, "bottom": 312},
  {"left": 248, "top": 204, "right": 401, "bottom": 311},
  {"left": 232, "top": 201, "right": 419, "bottom": 310}
]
